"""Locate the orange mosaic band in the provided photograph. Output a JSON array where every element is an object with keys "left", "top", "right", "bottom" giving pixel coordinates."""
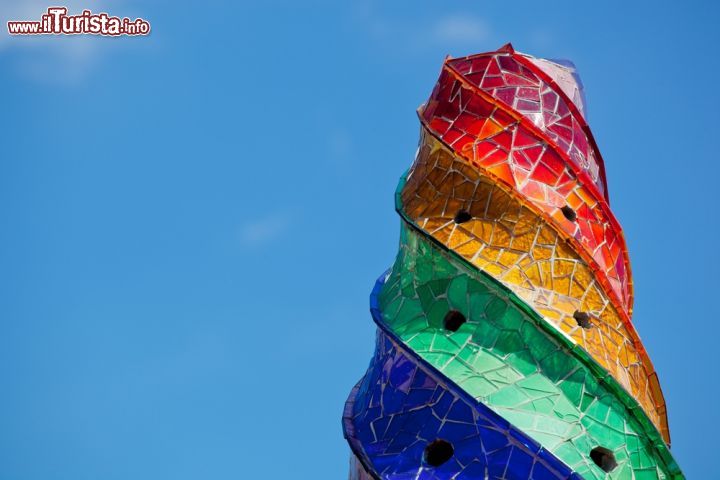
[
  {"left": 420, "top": 48, "right": 634, "bottom": 319},
  {"left": 399, "top": 127, "right": 669, "bottom": 442}
]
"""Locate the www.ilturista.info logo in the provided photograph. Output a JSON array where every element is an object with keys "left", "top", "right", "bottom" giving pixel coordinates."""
[{"left": 7, "top": 7, "right": 150, "bottom": 36}]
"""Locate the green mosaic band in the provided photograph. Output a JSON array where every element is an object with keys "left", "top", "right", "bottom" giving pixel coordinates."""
[{"left": 376, "top": 215, "right": 682, "bottom": 478}]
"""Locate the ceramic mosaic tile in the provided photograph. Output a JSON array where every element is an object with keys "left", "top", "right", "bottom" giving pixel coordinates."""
[
  {"left": 421, "top": 45, "right": 632, "bottom": 315},
  {"left": 371, "top": 225, "right": 679, "bottom": 478},
  {"left": 344, "top": 328, "right": 583, "bottom": 480},
  {"left": 398, "top": 127, "right": 667, "bottom": 440},
  {"left": 343, "top": 44, "right": 682, "bottom": 479}
]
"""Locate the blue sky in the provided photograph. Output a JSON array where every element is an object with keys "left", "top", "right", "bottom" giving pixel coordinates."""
[{"left": 1, "top": 0, "right": 718, "bottom": 478}]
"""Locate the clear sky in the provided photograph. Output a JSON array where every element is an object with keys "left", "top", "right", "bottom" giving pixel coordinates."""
[{"left": 1, "top": 0, "right": 718, "bottom": 478}]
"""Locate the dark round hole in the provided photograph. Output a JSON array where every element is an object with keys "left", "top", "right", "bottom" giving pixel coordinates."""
[
  {"left": 424, "top": 439, "right": 454, "bottom": 467},
  {"left": 454, "top": 209, "right": 472, "bottom": 224},
  {"left": 573, "top": 310, "right": 593, "bottom": 329},
  {"left": 590, "top": 446, "right": 617, "bottom": 473},
  {"left": 560, "top": 205, "right": 577, "bottom": 222},
  {"left": 443, "top": 310, "right": 466, "bottom": 332}
]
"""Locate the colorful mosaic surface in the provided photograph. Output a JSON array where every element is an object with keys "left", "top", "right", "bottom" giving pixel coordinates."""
[
  {"left": 344, "top": 44, "right": 682, "bottom": 479},
  {"left": 421, "top": 46, "right": 632, "bottom": 316},
  {"left": 344, "top": 326, "right": 583, "bottom": 480},
  {"left": 399, "top": 128, "right": 667, "bottom": 440}
]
